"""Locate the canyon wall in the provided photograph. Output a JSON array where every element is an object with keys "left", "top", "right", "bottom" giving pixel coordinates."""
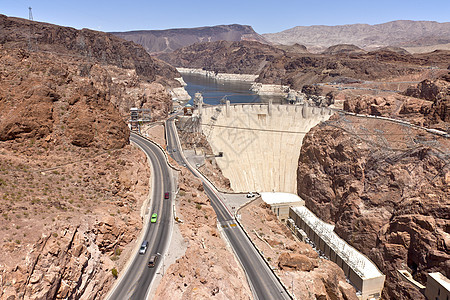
[{"left": 297, "top": 109, "right": 449, "bottom": 299}]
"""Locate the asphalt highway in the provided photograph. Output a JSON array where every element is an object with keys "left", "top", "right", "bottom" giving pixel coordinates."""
[
  {"left": 107, "top": 133, "right": 172, "bottom": 300},
  {"left": 166, "top": 118, "right": 291, "bottom": 300}
]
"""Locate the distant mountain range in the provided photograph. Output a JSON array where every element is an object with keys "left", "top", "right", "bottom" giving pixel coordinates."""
[
  {"left": 112, "top": 21, "right": 450, "bottom": 55},
  {"left": 111, "top": 24, "right": 267, "bottom": 54},
  {"left": 263, "top": 20, "right": 450, "bottom": 52}
]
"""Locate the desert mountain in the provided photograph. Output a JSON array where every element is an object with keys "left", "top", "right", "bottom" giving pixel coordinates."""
[
  {"left": 322, "top": 44, "right": 366, "bottom": 55},
  {"left": 263, "top": 20, "right": 450, "bottom": 52},
  {"left": 159, "top": 40, "right": 450, "bottom": 90},
  {"left": 0, "top": 14, "right": 180, "bottom": 86},
  {"left": 157, "top": 40, "right": 284, "bottom": 75},
  {"left": 111, "top": 24, "right": 268, "bottom": 53}
]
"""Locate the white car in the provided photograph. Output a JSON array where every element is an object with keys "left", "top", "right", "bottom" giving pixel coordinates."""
[
  {"left": 139, "top": 241, "right": 148, "bottom": 254},
  {"left": 246, "top": 192, "right": 255, "bottom": 198}
]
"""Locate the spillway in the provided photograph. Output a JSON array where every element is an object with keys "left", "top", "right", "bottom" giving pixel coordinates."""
[{"left": 199, "top": 102, "right": 333, "bottom": 193}]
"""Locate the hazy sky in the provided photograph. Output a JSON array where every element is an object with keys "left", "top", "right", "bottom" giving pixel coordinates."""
[{"left": 1, "top": 0, "right": 449, "bottom": 33}]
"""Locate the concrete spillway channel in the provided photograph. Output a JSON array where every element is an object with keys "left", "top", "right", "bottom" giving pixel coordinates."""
[{"left": 198, "top": 102, "right": 333, "bottom": 193}]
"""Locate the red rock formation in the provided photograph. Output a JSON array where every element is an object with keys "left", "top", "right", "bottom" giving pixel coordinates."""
[
  {"left": 297, "top": 115, "right": 449, "bottom": 299},
  {"left": 343, "top": 74, "right": 450, "bottom": 131},
  {"left": 0, "top": 14, "right": 180, "bottom": 86},
  {"left": 404, "top": 74, "right": 450, "bottom": 125},
  {"left": 0, "top": 48, "right": 129, "bottom": 149},
  {"left": 159, "top": 39, "right": 450, "bottom": 91}
]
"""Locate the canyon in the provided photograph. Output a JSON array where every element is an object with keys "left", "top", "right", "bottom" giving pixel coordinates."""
[
  {"left": 1, "top": 11, "right": 449, "bottom": 300},
  {"left": 158, "top": 40, "right": 450, "bottom": 92}
]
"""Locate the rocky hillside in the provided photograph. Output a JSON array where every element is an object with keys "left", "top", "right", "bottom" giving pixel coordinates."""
[
  {"left": 297, "top": 90, "right": 449, "bottom": 299},
  {"left": 111, "top": 24, "right": 267, "bottom": 54},
  {"left": 154, "top": 168, "right": 252, "bottom": 299},
  {"left": 0, "top": 39, "right": 160, "bottom": 298},
  {"left": 344, "top": 74, "right": 450, "bottom": 131},
  {"left": 240, "top": 198, "right": 357, "bottom": 300},
  {"left": 263, "top": 20, "right": 450, "bottom": 52},
  {"left": 0, "top": 16, "right": 178, "bottom": 299},
  {"left": 322, "top": 44, "right": 366, "bottom": 55},
  {"left": 0, "top": 14, "right": 180, "bottom": 86},
  {"left": 157, "top": 40, "right": 285, "bottom": 75},
  {"left": 159, "top": 39, "right": 450, "bottom": 91}
]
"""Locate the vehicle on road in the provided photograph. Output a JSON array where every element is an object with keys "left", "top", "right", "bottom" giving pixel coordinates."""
[
  {"left": 139, "top": 241, "right": 148, "bottom": 254},
  {"left": 148, "top": 255, "right": 158, "bottom": 268},
  {"left": 151, "top": 213, "right": 158, "bottom": 223},
  {"left": 164, "top": 192, "right": 170, "bottom": 199},
  {"left": 246, "top": 192, "right": 255, "bottom": 198}
]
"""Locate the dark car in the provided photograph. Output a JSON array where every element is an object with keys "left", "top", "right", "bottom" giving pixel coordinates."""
[
  {"left": 164, "top": 192, "right": 170, "bottom": 199},
  {"left": 148, "top": 255, "right": 158, "bottom": 268}
]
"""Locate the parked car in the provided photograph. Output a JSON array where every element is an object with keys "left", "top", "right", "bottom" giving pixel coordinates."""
[
  {"left": 151, "top": 213, "right": 158, "bottom": 223},
  {"left": 139, "top": 241, "right": 148, "bottom": 254},
  {"left": 148, "top": 255, "right": 158, "bottom": 268},
  {"left": 164, "top": 192, "right": 170, "bottom": 199},
  {"left": 246, "top": 192, "right": 255, "bottom": 198}
]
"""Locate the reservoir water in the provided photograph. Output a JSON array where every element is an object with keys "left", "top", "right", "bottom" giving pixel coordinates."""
[{"left": 181, "top": 73, "right": 284, "bottom": 105}]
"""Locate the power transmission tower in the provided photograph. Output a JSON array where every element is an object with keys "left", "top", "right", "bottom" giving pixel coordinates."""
[{"left": 28, "top": 7, "right": 36, "bottom": 51}]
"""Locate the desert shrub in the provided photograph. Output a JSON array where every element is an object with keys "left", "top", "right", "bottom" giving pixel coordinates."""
[{"left": 111, "top": 268, "right": 118, "bottom": 278}]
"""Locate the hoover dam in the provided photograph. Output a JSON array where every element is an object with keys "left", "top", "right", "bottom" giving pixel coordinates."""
[{"left": 198, "top": 101, "right": 334, "bottom": 193}]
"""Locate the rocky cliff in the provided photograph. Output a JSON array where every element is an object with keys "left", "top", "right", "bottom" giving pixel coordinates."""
[
  {"left": 111, "top": 24, "right": 268, "bottom": 54},
  {"left": 240, "top": 198, "right": 358, "bottom": 300},
  {"left": 0, "top": 15, "right": 176, "bottom": 299},
  {"left": 158, "top": 39, "right": 450, "bottom": 91},
  {"left": 157, "top": 40, "right": 285, "bottom": 75},
  {"left": 0, "top": 14, "right": 180, "bottom": 86},
  {"left": 344, "top": 73, "right": 450, "bottom": 131},
  {"left": 297, "top": 107, "right": 449, "bottom": 298}
]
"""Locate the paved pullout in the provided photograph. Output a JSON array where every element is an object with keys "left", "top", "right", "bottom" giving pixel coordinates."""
[
  {"left": 166, "top": 118, "right": 291, "bottom": 300},
  {"left": 107, "top": 133, "right": 172, "bottom": 300}
]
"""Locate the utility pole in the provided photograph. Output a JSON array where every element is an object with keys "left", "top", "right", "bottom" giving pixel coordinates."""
[{"left": 28, "top": 7, "right": 33, "bottom": 20}]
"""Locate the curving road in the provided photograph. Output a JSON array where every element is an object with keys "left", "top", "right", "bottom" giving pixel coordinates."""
[
  {"left": 107, "top": 133, "right": 172, "bottom": 300},
  {"left": 166, "top": 118, "right": 291, "bottom": 300}
]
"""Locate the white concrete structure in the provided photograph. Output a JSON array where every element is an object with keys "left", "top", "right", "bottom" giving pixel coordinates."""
[
  {"left": 260, "top": 192, "right": 304, "bottom": 221},
  {"left": 200, "top": 103, "right": 333, "bottom": 193},
  {"left": 177, "top": 68, "right": 258, "bottom": 82},
  {"left": 289, "top": 206, "right": 385, "bottom": 300},
  {"left": 170, "top": 87, "right": 191, "bottom": 101},
  {"left": 425, "top": 272, "right": 450, "bottom": 300},
  {"left": 250, "top": 82, "right": 290, "bottom": 96}
]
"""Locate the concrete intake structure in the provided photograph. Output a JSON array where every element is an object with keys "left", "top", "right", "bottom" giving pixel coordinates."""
[
  {"left": 289, "top": 206, "right": 385, "bottom": 300},
  {"left": 198, "top": 102, "right": 333, "bottom": 193}
]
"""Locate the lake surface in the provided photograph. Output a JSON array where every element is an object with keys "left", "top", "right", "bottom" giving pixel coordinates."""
[{"left": 181, "top": 73, "right": 285, "bottom": 105}]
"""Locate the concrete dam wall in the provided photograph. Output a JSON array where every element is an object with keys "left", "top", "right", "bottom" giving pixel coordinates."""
[{"left": 199, "top": 103, "right": 333, "bottom": 193}]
